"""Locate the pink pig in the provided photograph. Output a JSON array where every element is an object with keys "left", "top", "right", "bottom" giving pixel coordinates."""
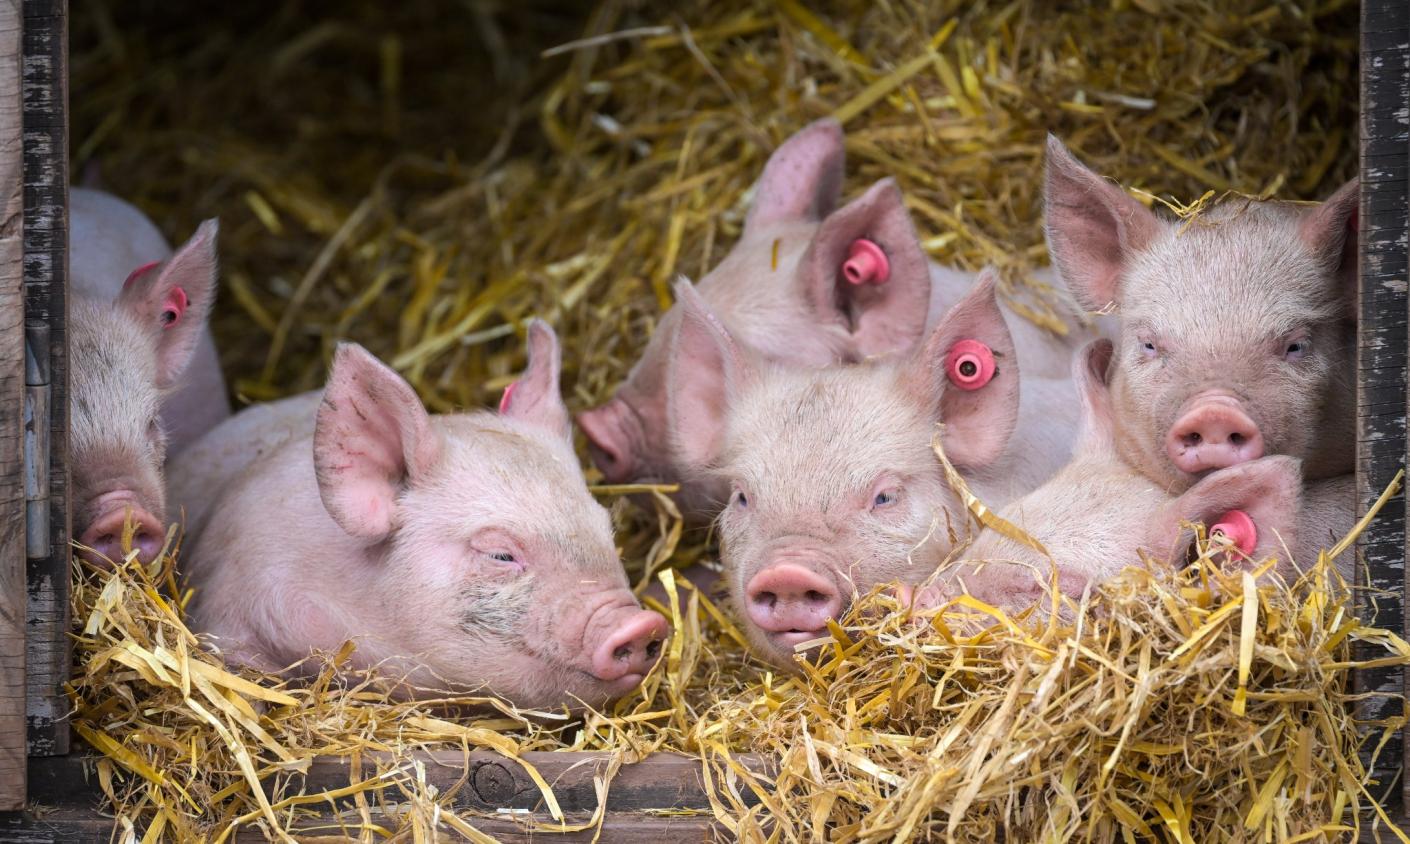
[
  {"left": 662, "top": 272, "right": 1079, "bottom": 668},
  {"left": 909, "top": 340, "right": 1355, "bottom": 612},
  {"left": 579, "top": 120, "right": 1095, "bottom": 517},
  {"left": 176, "top": 322, "right": 668, "bottom": 709},
  {"left": 69, "top": 188, "right": 227, "bottom": 564},
  {"left": 1043, "top": 137, "right": 1358, "bottom": 491}
]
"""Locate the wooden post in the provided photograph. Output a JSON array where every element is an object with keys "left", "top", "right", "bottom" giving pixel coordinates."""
[
  {"left": 0, "top": 0, "right": 24, "bottom": 814},
  {"left": 1357, "top": 0, "right": 1409, "bottom": 819},
  {"left": 20, "top": 0, "right": 64, "bottom": 759}
]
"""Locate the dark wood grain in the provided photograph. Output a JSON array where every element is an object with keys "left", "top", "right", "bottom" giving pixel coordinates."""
[
  {"left": 1357, "top": 0, "right": 1409, "bottom": 820},
  {"left": 0, "top": 0, "right": 22, "bottom": 814},
  {"left": 19, "top": 0, "right": 64, "bottom": 760}
]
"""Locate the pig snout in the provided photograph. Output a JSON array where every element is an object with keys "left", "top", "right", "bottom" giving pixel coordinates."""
[
  {"left": 1165, "top": 393, "right": 1265, "bottom": 475},
  {"left": 744, "top": 562, "right": 843, "bottom": 647},
  {"left": 78, "top": 493, "right": 164, "bottom": 564},
  {"left": 588, "top": 607, "right": 669, "bottom": 685},
  {"left": 577, "top": 398, "right": 642, "bottom": 483}
]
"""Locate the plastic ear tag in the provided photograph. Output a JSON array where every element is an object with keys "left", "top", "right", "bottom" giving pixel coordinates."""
[
  {"left": 498, "top": 381, "right": 517, "bottom": 413},
  {"left": 944, "top": 339, "right": 996, "bottom": 390},
  {"left": 1210, "top": 509, "right": 1257, "bottom": 556},
  {"left": 161, "top": 286, "right": 188, "bottom": 329},
  {"left": 841, "top": 238, "right": 889, "bottom": 285},
  {"left": 122, "top": 260, "right": 162, "bottom": 291}
]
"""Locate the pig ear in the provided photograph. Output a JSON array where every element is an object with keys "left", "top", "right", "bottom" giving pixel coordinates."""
[
  {"left": 1148, "top": 456, "right": 1303, "bottom": 566},
  {"left": 1044, "top": 136, "right": 1161, "bottom": 312},
  {"left": 1298, "top": 178, "right": 1359, "bottom": 314},
  {"left": 1073, "top": 339, "right": 1117, "bottom": 451},
  {"left": 314, "top": 343, "right": 443, "bottom": 542},
  {"left": 665, "top": 279, "right": 754, "bottom": 471},
  {"left": 905, "top": 269, "right": 1019, "bottom": 471},
  {"left": 744, "top": 119, "right": 845, "bottom": 231},
  {"left": 118, "top": 218, "right": 218, "bottom": 390},
  {"left": 499, "top": 320, "right": 572, "bottom": 443},
  {"left": 798, "top": 178, "right": 932, "bottom": 357}
]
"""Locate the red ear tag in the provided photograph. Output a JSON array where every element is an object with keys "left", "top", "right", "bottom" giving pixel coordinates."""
[
  {"left": 1210, "top": 509, "right": 1257, "bottom": 557},
  {"left": 122, "top": 260, "right": 162, "bottom": 291},
  {"left": 161, "top": 286, "right": 188, "bottom": 329},
  {"left": 841, "top": 238, "right": 890, "bottom": 285},
  {"left": 945, "top": 339, "right": 996, "bottom": 390},
  {"left": 498, "top": 380, "right": 517, "bottom": 413}
]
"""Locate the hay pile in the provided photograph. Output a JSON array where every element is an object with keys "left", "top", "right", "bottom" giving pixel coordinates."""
[{"left": 65, "top": 0, "right": 1403, "bottom": 840}]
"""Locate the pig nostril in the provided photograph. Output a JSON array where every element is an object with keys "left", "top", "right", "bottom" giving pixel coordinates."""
[
  {"left": 646, "top": 639, "right": 661, "bottom": 660},
  {"left": 1181, "top": 432, "right": 1202, "bottom": 447},
  {"left": 613, "top": 644, "right": 632, "bottom": 661},
  {"left": 804, "top": 590, "right": 826, "bottom": 605},
  {"left": 1229, "top": 432, "right": 1246, "bottom": 446},
  {"left": 753, "top": 591, "right": 778, "bottom": 610}
]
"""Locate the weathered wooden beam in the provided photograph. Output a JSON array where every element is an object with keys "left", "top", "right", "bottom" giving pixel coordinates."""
[
  {"left": 1357, "top": 0, "right": 1410, "bottom": 819},
  {"left": 3, "top": 750, "right": 762, "bottom": 841},
  {"left": 19, "top": 0, "right": 64, "bottom": 759},
  {"left": 0, "top": 0, "right": 23, "bottom": 814}
]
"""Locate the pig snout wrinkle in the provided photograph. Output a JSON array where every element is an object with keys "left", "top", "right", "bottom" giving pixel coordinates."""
[
  {"left": 589, "top": 609, "right": 669, "bottom": 683},
  {"left": 1166, "top": 395, "right": 1265, "bottom": 475},
  {"left": 745, "top": 562, "right": 843, "bottom": 644},
  {"left": 79, "top": 498, "right": 164, "bottom": 565}
]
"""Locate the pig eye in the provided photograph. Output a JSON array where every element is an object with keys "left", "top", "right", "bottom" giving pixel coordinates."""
[
  {"left": 872, "top": 490, "right": 897, "bottom": 509},
  {"left": 489, "top": 551, "right": 516, "bottom": 563},
  {"left": 734, "top": 490, "right": 748, "bottom": 509},
  {"left": 1283, "top": 339, "right": 1309, "bottom": 362},
  {"left": 1138, "top": 340, "right": 1158, "bottom": 359}
]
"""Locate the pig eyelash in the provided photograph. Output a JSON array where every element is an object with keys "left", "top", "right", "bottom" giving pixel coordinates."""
[{"left": 489, "top": 551, "right": 517, "bottom": 563}]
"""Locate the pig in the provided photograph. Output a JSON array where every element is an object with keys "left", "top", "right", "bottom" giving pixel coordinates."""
[
  {"left": 662, "top": 271, "right": 1080, "bottom": 668},
  {"left": 906, "top": 340, "right": 1356, "bottom": 613},
  {"left": 70, "top": 190, "right": 224, "bottom": 564},
  {"left": 177, "top": 321, "right": 669, "bottom": 709},
  {"left": 1043, "top": 137, "right": 1358, "bottom": 492},
  {"left": 579, "top": 119, "right": 1096, "bottom": 518}
]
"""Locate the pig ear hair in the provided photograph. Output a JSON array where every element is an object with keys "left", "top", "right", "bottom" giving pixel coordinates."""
[
  {"left": 118, "top": 218, "right": 219, "bottom": 390},
  {"left": 909, "top": 268, "right": 1020, "bottom": 471},
  {"left": 1043, "top": 135, "right": 1161, "bottom": 313},
  {"left": 1148, "top": 455, "right": 1303, "bottom": 567},
  {"left": 315, "top": 343, "right": 442, "bottom": 542},
  {"left": 1073, "top": 339, "right": 1116, "bottom": 451},
  {"left": 1298, "top": 178, "right": 1358, "bottom": 315},
  {"left": 499, "top": 319, "right": 572, "bottom": 443},
  {"left": 745, "top": 119, "right": 846, "bottom": 231},
  {"left": 665, "top": 279, "right": 754, "bottom": 472},
  {"left": 798, "top": 178, "right": 932, "bottom": 357}
]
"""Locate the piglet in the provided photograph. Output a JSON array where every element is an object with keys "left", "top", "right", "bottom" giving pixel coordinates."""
[
  {"left": 1044, "top": 138, "right": 1357, "bottom": 491},
  {"left": 70, "top": 189, "right": 223, "bottom": 564},
  {"left": 579, "top": 120, "right": 1094, "bottom": 517},
  {"left": 178, "top": 322, "right": 668, "bottom": 709},
  {"left": 662, "top": 271, "right": 1079, "bottom": 668},
  {"left": 912, "top": 340, "right": 1355, "bottom": 612}
]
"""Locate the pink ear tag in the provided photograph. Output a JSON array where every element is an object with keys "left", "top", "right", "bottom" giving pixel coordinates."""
[
  {"left": 122, "top": 260, "right": 162, "bottom": 291},
  {"left": 498, "top": 381, "right": 517, "bottom": 413},
  {"left": 161, "top": 287, "right": 188, "bottom": 329},
  {"left": 1210, "top": 509, "right": 1257, "bottom": 557},
  {"left": 841, "top": 238, "right": 890, "bottom": 285},
  {"left": 945, "top": 339, "right": 996, "bottom": 390}
]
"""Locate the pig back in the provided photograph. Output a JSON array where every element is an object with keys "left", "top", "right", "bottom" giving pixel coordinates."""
[{"left": 169, "top": 391, "right": 322, "bottom": 546}]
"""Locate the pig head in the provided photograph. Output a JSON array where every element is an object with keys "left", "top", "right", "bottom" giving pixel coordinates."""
[
  {"left": 934, "top": 340, "right": 1340, "bottom": 613},
  {"left": 1044, "top": 137, "right": 1357, "bottom": 491},
  {"left": 578, "top": 119, "right": 934, "bottom": 516},
  {"left": 183, "top": 322, "right": 667, "bottom": 709},
  {"left": 71, "top": 219, "right": 219, "bottom": 565},
  {"left": 662, "top": 272, "right": 1023, "bottom": 668}
]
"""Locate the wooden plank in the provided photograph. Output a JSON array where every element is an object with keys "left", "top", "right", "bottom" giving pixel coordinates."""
[
  {"left": 0, "top": 0, "right": 21, "bottom": 814},
  {"left": 1358, "top": 0, "right": 1410, "bottom": 821},
  {"left": 5, "top": 750, "right": 762, "bottom": 841},
  {"left": 19, "top": 0, "right": 64, "bottom": 759}
]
